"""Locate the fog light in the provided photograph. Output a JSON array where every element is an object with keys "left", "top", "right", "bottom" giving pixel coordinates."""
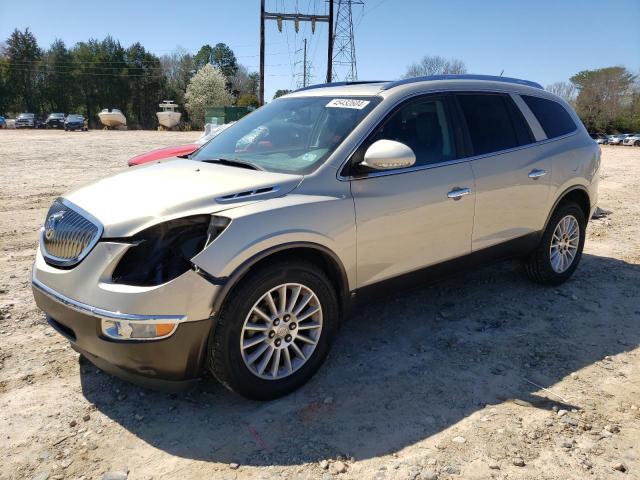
[{"left": 101, "top": 319, "right": 177, "bottom": 340}]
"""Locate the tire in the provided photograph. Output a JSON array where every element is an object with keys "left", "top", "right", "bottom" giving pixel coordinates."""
[
  {"left": 208, "top": 260, "right": 339, "bottom": 400},
  {"left": 635, "top": 141, "right": 640, "bottom": 147},
  {"left": 524, "top": 202, "right": 586, "bottom": 285}
]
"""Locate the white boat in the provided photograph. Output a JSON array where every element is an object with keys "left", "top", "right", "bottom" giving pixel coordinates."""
[
  {"left": 98, "top": 108, "right": 127, "bottom": 128},
  {"left": 156, "top": 101, "right": 181, "bottom": 129}
]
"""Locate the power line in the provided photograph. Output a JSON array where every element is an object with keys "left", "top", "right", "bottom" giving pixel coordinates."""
[{"left": 259, "top": 0, "right": 333, "bottom": 104}]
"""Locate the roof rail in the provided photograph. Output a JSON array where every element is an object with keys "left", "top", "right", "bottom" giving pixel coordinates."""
[
  {"left": 382, "top": 74, "right": 544, "bottom": 90},
  {"left": 294, "top": 80, "right": 389, "bottom": 93}
]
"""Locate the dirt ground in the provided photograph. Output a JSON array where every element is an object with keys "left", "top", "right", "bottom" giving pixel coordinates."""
[{"left": 0, "top": 130, "right": 638, "bottom": 480}]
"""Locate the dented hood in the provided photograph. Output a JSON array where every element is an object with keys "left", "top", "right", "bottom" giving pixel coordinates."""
[{"left": 64, "top": 159, "right": 302, "bottom": 237}]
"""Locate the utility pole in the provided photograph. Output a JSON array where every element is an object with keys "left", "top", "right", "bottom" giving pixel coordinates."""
[
  {"left": 303, "top": 38, "right": 308, "bottom": 87},
  {"left": 259, "top": 0, "right": 266, "bottom": 105},
  {"left": 327, "top": 0, "right": 334, "bottom": 83},
  {"left": 259, "top": 0, "right": 334, "bottom": 105},
  {"left": 331, "top": 0, "right": 362, "bottom": 81}
]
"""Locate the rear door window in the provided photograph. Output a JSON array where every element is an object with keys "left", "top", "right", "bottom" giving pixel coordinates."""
[
  {"left": 521, "top": 95, "right": 576, "bottom": 138},
  {"left": 456, "top": 93, "right": 533, "bottom": 156}
]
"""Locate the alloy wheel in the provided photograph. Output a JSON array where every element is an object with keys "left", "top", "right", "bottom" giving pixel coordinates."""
[
  {"left": 549, "top": 215, "right": 580, "bottom": 273},
  {"left": 240, "top": 283, "right": 323, "bottom": 380}
]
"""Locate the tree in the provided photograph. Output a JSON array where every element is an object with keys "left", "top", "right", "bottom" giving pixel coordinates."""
[
  {"left": 41, "top": 39, "right": 76, "bottom": 113},
  {"left": 237, "top": 93, "right": 259, "bottom": 107},
  {"left": 247, "top": 72, "right": 260, "bottom": 97},
  {"left": 160, "top": 47, "right": 194, "bottom": 120},
  {"left": 403, "top": 55, "right": 467, "bottom": 78},
  {"left": 0, "top": 41, "right": 10, "bottom": 114},
  {"left": 230, "top": 65, "right": 260, "bottom": 102},
  {"left": 5, "top": 28, "right": 43, "bottom": 113},
  {"left": 71, "top": 39, "right": 102, "bottom": 126},
  {"left": 210, "top": 43, "right": 238, "bottom": 79},
  {"left": 126, "top": 42, "right": 165, "bottom": 129},
  {"left": 570, "top": 66, "right": 637, "bottom": 132},
  {"left": 184, "top": 64, "right": 233, "bottom": 127},
  {"left": 546, "top": 81, "right": 577, "bottom": 105},
  {"left": 193, "top": 44, "right": 213, "bottom": 71},
  {"left": 273, "top": 89, "right": 291, "bottom": 99},
  {"left": 71, "top": 36, "right": 129, "bottom": 127}
]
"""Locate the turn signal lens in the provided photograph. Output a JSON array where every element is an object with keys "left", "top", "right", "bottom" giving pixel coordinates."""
[{"left": 154, "top": 323, "right": 175, "bottom": 337}]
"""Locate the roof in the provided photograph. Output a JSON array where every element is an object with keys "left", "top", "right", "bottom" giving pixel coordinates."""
[{"left": 288, "top": 74, "right": 544, "bottom": 98}]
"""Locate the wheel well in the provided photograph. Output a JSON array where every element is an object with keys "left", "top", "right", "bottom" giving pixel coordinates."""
[
  {"left": 557, "top": 188, "right": 590, "bottom": 220},
  {"left": 219, "top": 246, "right": 349, "bottom": 317}
]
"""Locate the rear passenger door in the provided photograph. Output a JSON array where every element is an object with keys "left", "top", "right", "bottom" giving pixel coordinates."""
[{"left": 454, "top": 92, "right": 551, "bottom": 251}]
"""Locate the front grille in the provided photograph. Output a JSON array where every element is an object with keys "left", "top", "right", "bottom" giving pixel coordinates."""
[{"left": 41, "top": 199, "right": 102, "bottom": 267}]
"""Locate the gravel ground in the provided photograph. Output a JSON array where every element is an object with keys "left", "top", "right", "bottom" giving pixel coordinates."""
[{"left": 0, "top": 130, "right": 638, "bottom": 480}]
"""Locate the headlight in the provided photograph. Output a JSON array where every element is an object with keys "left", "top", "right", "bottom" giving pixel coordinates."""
[
  {"left": 111, "top": 215, "right": 230, "bottom": 286},
  {"left": 101, "top": 319, "right": 177, "bottom": 340}
]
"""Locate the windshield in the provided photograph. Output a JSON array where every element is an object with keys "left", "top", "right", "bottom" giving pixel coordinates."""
[
  {"left": 192, "top": 96, "right": 380, "bottom": 174},
  {"left": 18, "top": 113, "right": 34, "bottom": 118},
  {"left": 67, "top": 115, "right": 83, "bottom": 121},
  {"left": 50, "top": 113, "right": 64, "bottom": 118}
]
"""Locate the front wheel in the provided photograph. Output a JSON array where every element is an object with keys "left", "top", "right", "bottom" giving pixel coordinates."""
[
  {"left": 524, "top": 202, "right": 586, "bottom": 285},
  {"left": 208, "top": 261, "right": 339, "bottom": 400}
]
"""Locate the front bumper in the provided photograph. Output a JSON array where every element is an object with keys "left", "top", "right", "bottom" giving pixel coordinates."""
[
  {"left": 32, "top": 277, "right": 213, "bottom": 390},
  {"left": 32, "top": 241, "right": 223, "bottom": 390}
]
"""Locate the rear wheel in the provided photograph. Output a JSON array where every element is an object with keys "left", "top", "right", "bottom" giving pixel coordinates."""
[
  {"left": 524, "top": 202, "right": 586, "bottom": 285},
  {"left": 208, "top": 260, "right": 339, "bottom": 400}
]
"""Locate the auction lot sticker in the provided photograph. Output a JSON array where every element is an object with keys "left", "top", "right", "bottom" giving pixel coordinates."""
[{"left": 326, "top": 98, "right": 371, "bottom": 109}]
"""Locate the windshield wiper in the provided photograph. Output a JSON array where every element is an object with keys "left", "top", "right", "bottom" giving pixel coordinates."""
[{"left": 200, "top": 158, "right": 263, "bottom": 171}]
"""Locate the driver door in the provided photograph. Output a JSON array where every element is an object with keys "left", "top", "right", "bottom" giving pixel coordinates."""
[{"left": 348, "top": 94, "right": 476, "bottom": 287}]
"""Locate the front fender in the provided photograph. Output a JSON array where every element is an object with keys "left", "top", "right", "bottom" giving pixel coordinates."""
[{"left": 191, "top": 194, "right": 357, "bottom": 291}]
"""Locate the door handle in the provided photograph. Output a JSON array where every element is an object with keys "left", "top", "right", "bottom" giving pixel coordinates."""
[
  {"left": 447, "top": 187, "right": 471, "bottom": 200},
  {"left": 528, "top": 168, "right": 547, "bottom": 179}
]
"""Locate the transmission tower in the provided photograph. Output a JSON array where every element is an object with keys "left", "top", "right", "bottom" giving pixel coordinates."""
[{"left": 331, "top": 0, "right": 363, "bottom": 81}]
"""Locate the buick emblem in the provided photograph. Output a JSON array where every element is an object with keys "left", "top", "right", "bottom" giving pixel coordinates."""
[{"left": 44, "top": 211, "right": 65, "bottom": 240}]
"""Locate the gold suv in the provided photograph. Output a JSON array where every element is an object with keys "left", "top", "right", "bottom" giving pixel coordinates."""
[{"left": 32, "top": 75, "right": 600, "bottom": 399}]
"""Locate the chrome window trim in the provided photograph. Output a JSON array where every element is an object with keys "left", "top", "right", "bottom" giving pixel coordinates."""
[
  {"left": 40, "top": 197, "right": 104, "bottom": 267},
  {"left": 32, "top": 274, "right": 187, "bottom": 323},
  {"left": 337, "top": 88, "right": 580, "bottom": 181}
]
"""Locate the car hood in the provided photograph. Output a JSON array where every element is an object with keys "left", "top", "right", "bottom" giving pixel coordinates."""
[{"left": 64, "top": 159, "right": 303, "bottom": 237}]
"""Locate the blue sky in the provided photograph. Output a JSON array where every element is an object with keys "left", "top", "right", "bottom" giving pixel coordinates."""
[{"left": 1, "top": 0, "right": 639, "bottom": 100}]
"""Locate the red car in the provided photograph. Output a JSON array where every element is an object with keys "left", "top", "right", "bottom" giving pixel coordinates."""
[
  {"left": 127, "top": 143, "right": 198, "bottom": 166},
  {"left": 127, "top": 123, "right": 234, "bottom": 166}
]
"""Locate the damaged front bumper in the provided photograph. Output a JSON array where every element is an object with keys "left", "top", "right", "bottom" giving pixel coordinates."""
[{"left": 31, "top": 243, "right": 223, "bottom": 390}]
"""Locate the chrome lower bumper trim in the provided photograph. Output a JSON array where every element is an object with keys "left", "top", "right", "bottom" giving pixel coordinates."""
[{"left": 31, "top": 275, "right": 187, "bottom": 323}]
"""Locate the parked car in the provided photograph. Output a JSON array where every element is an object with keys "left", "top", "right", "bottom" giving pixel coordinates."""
[
  {"left": 622, "top": 133, "right": 640, "bottom": 146},
  {"left": 0, "top": 115, "right": 5, "bottom": 128},
  {"left": 45, "top": 113, "right": 66, "bottom": 129},
  {"left": 590, "top": 133, "right": 608, "bottom": 144},
  {"left": 608, "top": 134, "right": 630, "bottom": 145},
  {"left": 127, "top": 122, "right": 234, "bottom": 166},
  {"left": 32, "top": 75, "right": 600, "bottom": 400},
  {"left": 64, "top": 114, "right": 88, "bottom": 131},
  {"left": 16, "top": 113, "right": 37, "bottom": 128}
]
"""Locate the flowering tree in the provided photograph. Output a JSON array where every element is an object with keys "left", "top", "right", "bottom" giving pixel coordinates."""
[{"left": 185, "top": 64, "right": 233, "bottom": 127}]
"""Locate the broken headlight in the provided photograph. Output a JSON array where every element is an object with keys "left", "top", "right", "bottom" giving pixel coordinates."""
[{"left": 111, "top": 215, "right": 229, "bottom": 286}]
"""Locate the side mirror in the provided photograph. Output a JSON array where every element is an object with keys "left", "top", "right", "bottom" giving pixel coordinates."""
[{"left": 360, "top": 139, "right": 416, "bottom": 170}]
